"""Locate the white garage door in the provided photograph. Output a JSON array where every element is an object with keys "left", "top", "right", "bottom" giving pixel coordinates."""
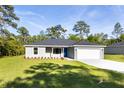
[{"left": 76, "top": 48, "right": 102, "bottom": 59}]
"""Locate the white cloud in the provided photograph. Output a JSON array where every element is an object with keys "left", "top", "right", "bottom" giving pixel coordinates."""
[
  {"left": 15, "top": 10, "right": 46, "bottom": 20},
  {"left": 17, "top": 20, "right": 47, "bottom": 35},
  {"left": 27, "top": 21, "right": 45, "bottom": 29},
  {"left": 87, "top": 10, "right": 99, "bottom": 18},
  {"left": 15, "top": 10, "right": 48, "bottom": 35}
]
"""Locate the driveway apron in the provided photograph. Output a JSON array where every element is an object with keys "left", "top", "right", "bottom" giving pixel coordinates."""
[{"left": 78, "top": 59, "right": 124, "bottom": 73}]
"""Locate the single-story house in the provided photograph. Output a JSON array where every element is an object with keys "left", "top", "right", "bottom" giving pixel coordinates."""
[
  {"left": 24, "top": 39, "right": 105, "bottom": 60},
  {"left": 105, "top": 41, "right": 124, "bottom": 54}
]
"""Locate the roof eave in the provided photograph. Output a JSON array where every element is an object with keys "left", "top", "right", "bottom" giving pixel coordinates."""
[
  {"left": 24, "top": 45, "right": 73, "bottom": 47},
  {"left": 73, "top": 45, "right": 106, "bottom": 47},
  {"left": 24, "top": 44, "right": 106, "bottom": 47}
]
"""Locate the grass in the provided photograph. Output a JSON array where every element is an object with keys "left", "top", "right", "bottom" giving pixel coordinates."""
[
  {"left": 105, "top": 54, "right": 124, "bottom": 63},
  {"left": 0, "top": 56, "right": 124, "bottom": 87}
]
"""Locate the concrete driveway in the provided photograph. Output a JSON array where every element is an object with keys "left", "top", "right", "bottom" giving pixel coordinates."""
[{"left": 78, "top": 59, "right": 124, "bottom": 73}]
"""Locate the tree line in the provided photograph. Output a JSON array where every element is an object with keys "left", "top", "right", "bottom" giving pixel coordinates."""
[{"left": 0, "top": 5, "right": 124, "bottom": 56}]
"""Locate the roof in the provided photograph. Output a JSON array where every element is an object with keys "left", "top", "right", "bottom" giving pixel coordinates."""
[
  {"left": 75, "top": 40, "right": 98, "bottom": 45},
  {"left": 28, "top": 39, "right": 76, "bottom": 46},
  {"left": 25, "top": 39, "right": 105, "bottom": 47},
  {"left": 107, "top": 41, "right": 124, "bottom": 47}
]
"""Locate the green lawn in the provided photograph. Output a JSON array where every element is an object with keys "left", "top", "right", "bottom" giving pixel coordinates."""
[
  {"left": 0, "top": 56, "right": 124, "bottom": 88},
  {"left": 105, "top": 54, "right": 124, "bottom": 62}
]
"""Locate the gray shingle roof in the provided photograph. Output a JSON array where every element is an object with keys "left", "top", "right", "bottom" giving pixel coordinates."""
[
  {"left": 108, "top": 41, "right": 124, "bottom": 47},
  {"left": 28, "top": 39, "right": 99, "bottom": 46},
  {"left": 30, "top": 39, "right": 76, "bottom": 45},
  {"left": 75, "top": 41, "right": 98, "bottom": 45}
]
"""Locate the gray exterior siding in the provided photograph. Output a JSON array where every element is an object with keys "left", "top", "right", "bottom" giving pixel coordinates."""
[{"left": 105, "top": 47, "right": 124, "bottom": 54}]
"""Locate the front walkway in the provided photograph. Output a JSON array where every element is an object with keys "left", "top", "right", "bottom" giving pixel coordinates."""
[
  {"left": 64, "top": 57, "right": 74, "bottom": 60},
  {"left": 78, "top": 59, "right": 124, "bottom": 73}
]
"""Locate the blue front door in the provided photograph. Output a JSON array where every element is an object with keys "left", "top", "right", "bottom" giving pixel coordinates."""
[{"left": 64, "top": 48, "right": 67, "bottom": 57}]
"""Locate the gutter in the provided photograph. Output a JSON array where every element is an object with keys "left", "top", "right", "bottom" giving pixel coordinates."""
[
  {"left": 73, "top": 45, "right": 106, "bottom": 47},
  {"left": 24, "top": 45, "right": 73, "bottom": 47},
  {"left": 24, "top": 44, "right": 106, "bottom": 48}
]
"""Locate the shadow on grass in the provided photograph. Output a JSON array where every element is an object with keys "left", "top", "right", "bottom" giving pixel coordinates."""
[
  {"left": 0, "top": 56, "right": 4, "bottom": 58},
  {"left": 4, "top": 63, "right": 124, "bottom": 88}
]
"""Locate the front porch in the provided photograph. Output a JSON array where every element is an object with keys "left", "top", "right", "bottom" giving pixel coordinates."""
[
  {"left": 46, "top": 47, "right": 75, "bottom": 59},
  {"left": 63, "top": 47, "right": 74, "bottom": 59}
]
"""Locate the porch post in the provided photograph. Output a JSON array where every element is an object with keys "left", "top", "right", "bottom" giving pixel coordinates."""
[
  {"left": 60, "top": 48, "right": 61, "bottom": 58},
  {"left": 51, "top": 47, "right": 53, "bottom": 58},
  {"left": 60, "top": 48, "right": 63, "bottom": 58},
  {"left": 63, "top": 48, "right": 64, "bottom": 58}
]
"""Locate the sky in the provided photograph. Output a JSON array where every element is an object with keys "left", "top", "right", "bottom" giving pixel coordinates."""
[{"left": 12, "top": 5, "right": 124, "bottom": 37}]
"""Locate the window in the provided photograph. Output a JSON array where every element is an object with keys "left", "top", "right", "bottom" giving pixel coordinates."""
[
  {"left": 53, "top": 48, "right": 61, "bottom": 54},
  {"left": 46, "top": 47, "right": 52, "bottom": 53},
  {"left": 34, "top": 48, "right": 38, "bottom": 54}
]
